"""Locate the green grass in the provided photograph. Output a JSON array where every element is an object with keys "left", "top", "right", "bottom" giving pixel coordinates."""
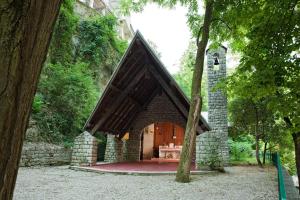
[{"left": 229, "top": 156, "right": 272, "bottom": 166}]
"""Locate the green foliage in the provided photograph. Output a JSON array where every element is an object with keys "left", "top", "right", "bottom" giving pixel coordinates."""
[
  {"left": 281, "top": 150, "right": 296, "bottom": 175},
  {"left": 275, "top": 133, "right": 297, "bottom": 174},
  {"left": 49, "top": 0, "right": 78, "bottom": 65},
  {"left": 224, "top": 0, "right": 300, "bottom": 171},
  {"left": 33, "top": 62, "right": 98, "bottom": 143},
  {"left": 32, "top": 94, "right": 43, "bottom": 114},
  {"left": 225, "top": 0, "right": 300, "bottom": 132},
  {"left": 76, "top": 15, "right": 127, "bottom": 86},
  {"left": 173, "top": 41, "right": 208, "bottom": 111},
  {"left": 31, "top": 0, "right": 127, "bottom": 144},
  {"left": 229, "top": 136, "right": 253, "bottom": 161}
]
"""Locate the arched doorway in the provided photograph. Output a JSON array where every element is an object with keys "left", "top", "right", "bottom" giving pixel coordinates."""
[{"left": 140, "top": 122, "right": 184, "bottom": 161}]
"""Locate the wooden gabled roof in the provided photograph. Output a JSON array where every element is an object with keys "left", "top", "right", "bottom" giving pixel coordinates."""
[{"left": 84, "top": 31, "right": 211, "bottom": 135}]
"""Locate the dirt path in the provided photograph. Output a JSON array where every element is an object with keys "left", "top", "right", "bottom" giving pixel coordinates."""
[{"left": 14, "top": 165, "right": 278, "bottom": 200}]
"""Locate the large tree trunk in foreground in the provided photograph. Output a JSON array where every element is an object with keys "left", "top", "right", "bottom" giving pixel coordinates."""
[
  {"left": 0, "top": 1, "right": 62, "bottom": 199},
  {"left": 175, "top": 0, "right": 214, "bottom": 183},
  {"left": 292, "top": 132, "right": 300, "bottom": 193}
]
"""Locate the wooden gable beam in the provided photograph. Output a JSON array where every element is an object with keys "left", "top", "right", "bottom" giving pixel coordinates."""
[
  {"left": 147, "top": 65, "right": 189, "bottom": 118},
  {"left": 90, "top": 67, "right": 147, "bottom": 134},
  {"left": 108, "top": 103, "right": 134, "bottom": 130},
  {"left": 114, "top": 86, "right": 160, "bottom": 134},
  {"left": 104, "top": 99, "right": 130, "bottom": 129},
  {"left": 110, "top": 84, "right": 143, "bottom": 110},
  {"left": 117, "top": 51, "right": 145, "bottom": 86},
  {"left": 141, "top": 86, "right": 160, "bottom": 109}
]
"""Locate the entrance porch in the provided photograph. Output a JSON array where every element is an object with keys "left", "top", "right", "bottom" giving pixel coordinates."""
[
  {"left": 102, "top": 122, "right": 196, "bottom": 164},
  {"left": 70, "top": 160, "right": 207, "bottom": 175}
]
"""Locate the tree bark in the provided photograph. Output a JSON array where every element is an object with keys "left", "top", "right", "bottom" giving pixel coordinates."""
[
  {"left": 0, "top": 1, "right": 62, "bottom": 199},
  {"left": 255, "top": 135, "right": 263, "bottom": 167},
  {"left": 292, "top": 132, "right": 300, "bottom": 193},
  {"left": 254, "top": 105, "right": 262, "bottom": 167},
  {"left": 263, "top": 141, "right": 267, "bottom": 165},
  {"left": 175, "top": 0, "right": 214, "bottom": 183}
]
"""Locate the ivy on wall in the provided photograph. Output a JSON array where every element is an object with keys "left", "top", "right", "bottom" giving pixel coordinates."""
[
  {"left": 32, "top": 0, "right": 128, "bottom": 145},
  {"left": 76, "top": 14, "right": 127, "bottom": 86},
  {"left": 49, "top": 0, "right": 79, "bottom": 65}
]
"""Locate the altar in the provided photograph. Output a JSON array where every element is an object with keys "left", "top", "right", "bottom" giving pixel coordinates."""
[{"left": 159, "top": 144, "right": 182, "bottom": 160}]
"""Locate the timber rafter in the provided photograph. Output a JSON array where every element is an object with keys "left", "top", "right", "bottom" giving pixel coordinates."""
[{"left": 84, "top": 31, "right": 211, "bottom": 135}]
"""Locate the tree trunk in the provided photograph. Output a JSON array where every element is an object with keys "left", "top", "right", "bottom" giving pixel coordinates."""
[
  {"left": 263, "top": 142, "right": 267, "bottom": 165},
  {"left": 254, "top": 105, "right": 262, "bottom": 167},
  {"left": 292, "top": 132, "right": 300, "bottom": 193},
  {"left": 255, "top": 135, "right": 263, "bottom": 167},
  {"left": 175, "top": 0, "right": 214, "bottom": 183},
  {"left": 0, "top": 1, "right": 62, "bottom": 199}
]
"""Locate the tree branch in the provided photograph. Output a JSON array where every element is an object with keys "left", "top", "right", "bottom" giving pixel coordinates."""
[
  {"left": 283, "top": 116, "right": 293, "bottom": 128},
  {"left": 211, "top": 18, "right": 232, "bottom": 31},
  {"left": 196, "top": 26, "right": 203, "bottom": 46}
]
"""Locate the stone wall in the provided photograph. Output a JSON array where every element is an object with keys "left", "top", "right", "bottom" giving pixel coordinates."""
[
  {"left": 104, "top": 132, "right": 141, "bottom": 163},
  {"left": 20, "top": 142, "right": 71, "bottom": 167},
  {"left": 20, "top": 119, "right": 72, "bottom": 167},
  {"left": 75, "top": 0, "right": 104, "bottom": 18},
  {"left": 124, "top": 131, "right": 141, "bottom": 161},
  {"left": 75, "top": 0, "right": 133, "bottom": 41},
  {"left": 71, "top": 131, "right": 98, "bottom": 166},
  {"left": 104, "top": 135, "right": 124, "bottom": 162},
  {"left": 196, "top": 47, "right": 229, "bottom": 169}
]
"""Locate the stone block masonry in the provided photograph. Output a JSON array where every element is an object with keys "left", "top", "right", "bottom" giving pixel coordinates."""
[
  {"left": 196, "top": 46, "right": 229, "bottom": 169},
  {"left": 104, "top": 131, "right": 141, "bottom": 163},
  {"left": 20, "top": 119, "right": 72, "bottom": 167},
  {"left": 20, "top": 142, "right": 71, "bottom": 167},
  {"left": 124, "top": 131, "right": 141, "bottom": 161},
  {"left": 71, "top": 131, "right": 98, "bottom": 166},
  {"left": 104, "top": 134, "right": 124, "bottom": 162}
]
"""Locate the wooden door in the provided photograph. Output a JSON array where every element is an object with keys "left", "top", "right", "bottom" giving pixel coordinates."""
[
  {"left": 153, "top": 122, "right": 184, "bottom": 149},
  {"left": 174, "top": 124, "right": 184, "bottom": 146}
]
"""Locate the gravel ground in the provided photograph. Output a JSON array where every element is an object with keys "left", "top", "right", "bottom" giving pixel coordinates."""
[{"left": 14, "top": 165, "right": 278, "bottom": 200}]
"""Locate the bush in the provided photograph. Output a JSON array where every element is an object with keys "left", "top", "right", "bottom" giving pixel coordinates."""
[
  {"left": 32, "top": 93, "right": 43, "bottom": 113},
  {"left": 32, "top": 62, "right": 98, "bottom": 144},
  {"left": 229, "top": 137, "right": 253, "bottom": 161},
  {"left": 281, "top": 150, "right": 296, "bottom": 175}
]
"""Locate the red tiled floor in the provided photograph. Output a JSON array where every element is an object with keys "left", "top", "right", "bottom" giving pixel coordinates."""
[{"left": 90, "top": 160, "right": 198, "bottom": 172}]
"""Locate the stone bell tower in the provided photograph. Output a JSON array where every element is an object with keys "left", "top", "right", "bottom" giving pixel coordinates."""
[{"left": 196, "top": 46, "right": 229, "bottom": 169}]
